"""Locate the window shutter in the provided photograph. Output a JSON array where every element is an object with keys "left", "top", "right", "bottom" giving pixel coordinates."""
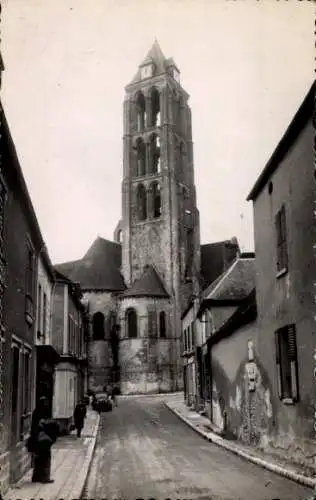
[
  {"left": 191, "top": 321, "right": 195, "bottom": 347},
  {"left": 287, "top": 324, "right": 298, "bottom": 401},
  {"left": 275, "top": 330, "right": 283, "bottom": 399}
]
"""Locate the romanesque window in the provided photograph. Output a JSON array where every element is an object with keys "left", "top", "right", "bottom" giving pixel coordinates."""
[
  {"left": 135, "top": 91, "right": 146, "bottom": 132},
  {"left": 150, "top": 181, "right": 162, "bottom": 219},
  {"left": 135, "top": 138, "right": 146, "bottom": 177},
  {"left": 92, "top": 312, "right": 105, "bottom": 341},
  {"left": 159, "top": 311, "right": 166, "bottom": 338},
  {"left": 136, "top": 183, "right": 147, "bottom": 221},
  {"left": 150, "top": 87, "right": 160, "bottom": 127},
  {"left": 148, "top": 134, "right": 161, "bottom": 174},
  {"left": 126, "top": 308, "right": 137, "bottom": 338}
]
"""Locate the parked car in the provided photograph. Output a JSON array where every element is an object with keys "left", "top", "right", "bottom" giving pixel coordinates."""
[{"left": 92, "top": 392, "right": 112, "bottom": 413}]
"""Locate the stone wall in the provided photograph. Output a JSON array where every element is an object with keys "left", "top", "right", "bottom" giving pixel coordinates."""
[
  {"left": 84, "top": 291, "right": 119, "bottom": 393},
  {"left": 119, "top": 296, "right": 174, "bottom": 394}
]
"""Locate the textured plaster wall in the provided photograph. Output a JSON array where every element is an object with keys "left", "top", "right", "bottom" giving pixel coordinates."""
[
  {"left": 252, "top": 118, "right": 316, "bottom": 468},
  {"left": 254, "top": 122, "right": 316, "bottom": 466},
  {"left": 211, "top": 320, "right": 274, "bottom": 449}
]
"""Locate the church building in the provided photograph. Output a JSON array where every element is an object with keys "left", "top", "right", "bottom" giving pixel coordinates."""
[{"left": 56, "top": 41, "right": 239, "bottom": 395}]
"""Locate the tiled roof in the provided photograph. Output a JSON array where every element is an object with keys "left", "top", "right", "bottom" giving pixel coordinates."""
[
  {"left": 54, "top": 237, "right": 125, "bottom": 292},
  {"left": 204, "top": 257, "right": 256, "bottom": 302},
  {"left": 200, "top": 240, "right": 239, "bottom": 290},
  {"left": 122, "top": 265, "right": 169, "bottom": 298}
]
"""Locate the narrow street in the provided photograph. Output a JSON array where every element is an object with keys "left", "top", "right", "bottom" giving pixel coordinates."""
[{"left": 83, "top": 397, "right": 311, "bottom": 500}]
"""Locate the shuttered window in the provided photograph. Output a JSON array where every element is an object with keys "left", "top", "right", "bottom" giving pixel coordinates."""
[
  {"left": 275, "top": 205, "right": 288, "bottom": 273},
  {"left": 275, "top": 324, "right": 298, "bottom": 402},
  {"left": 191, "top": 321, "right": 195, "bottom": 347}
]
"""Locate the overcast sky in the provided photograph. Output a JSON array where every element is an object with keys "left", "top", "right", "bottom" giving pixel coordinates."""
[{"left": 1, "top": 0, "right": 314, "bottom": 264}]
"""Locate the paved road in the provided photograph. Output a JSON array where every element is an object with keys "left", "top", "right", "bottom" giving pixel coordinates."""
[{"left": 83, "top": 396, "right": 312, "bottom": 500}]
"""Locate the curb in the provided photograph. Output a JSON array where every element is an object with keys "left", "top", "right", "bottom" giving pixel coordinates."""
[
  {"left": 119, "top": 392, "right": 183, "bottom": 399},
  {"left": 67, "top": 412, "right": 100, "bottom": 500},
  {"left": 164, "top": 402, "right": 315, "bottom": 491}
]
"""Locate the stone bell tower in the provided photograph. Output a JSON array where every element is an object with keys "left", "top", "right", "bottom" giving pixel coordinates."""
[{"left": 119, "top": 40, "right": 200, "bottom": 392}]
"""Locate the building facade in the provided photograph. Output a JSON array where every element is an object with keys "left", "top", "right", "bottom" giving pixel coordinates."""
[
  {"left": 1, "top": 110, "right": 43, "bottom": 486},
  {"left": 52, "top": 271, "right": 88, "bottom": 434},
  {"left": 35, "top": 251, "right": 60, "bottom": 417},
  {"left": 247, "top": 82, "right": 315, "bottom": 469}
]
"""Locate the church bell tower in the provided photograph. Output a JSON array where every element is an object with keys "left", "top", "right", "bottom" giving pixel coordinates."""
[{"left": 120, "top": 40, "right": 200, "bottom": 391}]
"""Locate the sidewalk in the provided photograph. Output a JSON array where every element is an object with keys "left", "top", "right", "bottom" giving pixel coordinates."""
[
  {"left": 165, "top": 395, "right": 316, "bottom": 492},
  {"left": 5, "top": 408, "right": 100, "bottom": 500}
]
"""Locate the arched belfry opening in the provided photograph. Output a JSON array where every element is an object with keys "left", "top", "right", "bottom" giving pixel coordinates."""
[
  {"left": 150, "top": 87, "right": 160, "bottom": 127},
  {"left": 135, "top": 91, "right": 146, "bottom": 132},
  {"left": 135, "top": 138, "right": 146, "bottom": 176},
  {"left": 148, "top": 134, "right": 161, "bottom": 174},
  {"left": 150, "top": 181, "right": 162, "bottom": 218},
  {"left": 136, "top": 183, "right": 147, "bottom": 221}
]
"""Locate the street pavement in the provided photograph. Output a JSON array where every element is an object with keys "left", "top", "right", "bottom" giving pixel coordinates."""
[{"left": 83, "top": 396, "right": 312, "bottom": 500}]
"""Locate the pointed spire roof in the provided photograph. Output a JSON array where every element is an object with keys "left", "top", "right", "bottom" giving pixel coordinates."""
[
  {"left": 128, "top": 40, "right": 179, "bottom": 86},
  {"left": 122, "top": 265, "right": 169, "bottom": 298},
  {"left": 140, "top": 39, "right": 167, "bottom": 68}
]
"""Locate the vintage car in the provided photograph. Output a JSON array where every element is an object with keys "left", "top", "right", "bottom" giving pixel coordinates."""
[{"left": 92, "top": 392, "right": 113, "bottom": 413}]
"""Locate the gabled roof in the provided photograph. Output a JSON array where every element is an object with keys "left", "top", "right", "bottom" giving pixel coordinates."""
[
  {"left": 54, "top": 236, "right": 125, "bottom": 292},
  {"left": 198, "top": 256, "right": 256, "bottom": 317},
  {"left": 122, "top": 265, "right": 169, "bottom": 298},
  {"left": 200, "top": 239, "right": 239, "bottom": 290},
  {"left": 207, "top": 289, "right": 257, "bottom": 347},
  {"left": 247, "top": 81, "right": 315, "bottom": 201},
  {"left": 129, "top": 40, "right": 179, "bottom": 86}
]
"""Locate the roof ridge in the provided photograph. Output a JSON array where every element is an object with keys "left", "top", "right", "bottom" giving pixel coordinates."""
[{"left": 206, "top": 259, "right": 239, "bottom": 299}]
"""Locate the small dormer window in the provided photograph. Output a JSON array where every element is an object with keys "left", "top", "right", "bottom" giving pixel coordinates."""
[{"left": 140, "top": 63, "right": 154, "bottom": 80}]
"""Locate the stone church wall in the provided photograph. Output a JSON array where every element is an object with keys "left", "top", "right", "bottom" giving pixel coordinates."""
[
  {"left": 83, "top": 291, "right": 119, "bottom": 393},
  {"left": 119, "top": 296, "right": 175, "bottom": 394}
]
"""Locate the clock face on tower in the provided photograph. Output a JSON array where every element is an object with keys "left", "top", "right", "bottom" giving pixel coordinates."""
[{"left": 140, "top": 64, "right": 153, "bottom": 80}]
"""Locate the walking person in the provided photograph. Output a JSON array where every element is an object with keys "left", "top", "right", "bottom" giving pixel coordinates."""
[
  {"left": 73, "top": 400, "right": 87, "bottom": 438},
  {"left": 27, "top": 396, "right": 59, "bottom": 483},
  {"left": 111, "top": 385, "right": 119, "bottom": 407}
]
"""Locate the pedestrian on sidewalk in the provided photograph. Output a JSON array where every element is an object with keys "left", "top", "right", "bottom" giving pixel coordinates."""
[
  {"left": 111, "top": 385, "right": 119, "bottom": 407},
  {"left": 74, "top": 400, "right": 87, "bottom": 438},
  {"left": 27, "top": 396, "right": 59, "bottom": 484}
]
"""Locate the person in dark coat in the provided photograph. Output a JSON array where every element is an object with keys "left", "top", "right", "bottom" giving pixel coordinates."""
[
  {"left": 28, "top": 396, "right": 59, "bottom": 483},
  {"left": 111, "top": 385, "right": 119, "bottom": 407},
  {"left": 73, "top": 400, "right": 87, "bottom": 437}
]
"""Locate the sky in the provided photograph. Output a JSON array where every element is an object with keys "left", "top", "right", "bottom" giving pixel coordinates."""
[{"left": 1, "top": 0, "right": 314, "bottom": 264}]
